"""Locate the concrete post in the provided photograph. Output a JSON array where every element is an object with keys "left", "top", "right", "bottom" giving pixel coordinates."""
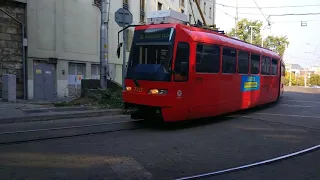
[{"left": 2, "top": 74, "right": 16, "bottom": 102}]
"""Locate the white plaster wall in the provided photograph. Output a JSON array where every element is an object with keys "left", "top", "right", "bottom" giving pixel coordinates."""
[
  {"left": 26, "top": 0, "right": 215, "bottom": 91},
  {"left": 27, "top": 0, "right": 100, "bottom": 62}
]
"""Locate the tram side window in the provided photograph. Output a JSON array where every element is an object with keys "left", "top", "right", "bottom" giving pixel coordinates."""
[
  {"left": 238, "top": 51, "right": 249, "bottom": 74},
  {"left": 250, "top": 54, "right": 260, "bottom": 74},
  {"left": 174, "top": 42, "right": 190, "bottom": 82},
  {"left": 271, "top": 59, "right": 278, "bottom": 75},
  {"left": 222, "top": 48, "right": 236, "bottom": 74},
  {"left": 261, "top": 56, "right": 271, "bottom": 75},
  {"left": 281, "top": 64, "right": 285, "bottom": 76},
  {"left": 196, "top": 43, "right": 220, "bottom": 73}
]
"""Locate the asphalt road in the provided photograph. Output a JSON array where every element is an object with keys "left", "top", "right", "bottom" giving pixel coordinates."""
[{"left": 0, "top": 90, "right": 319, "bottom": 180}]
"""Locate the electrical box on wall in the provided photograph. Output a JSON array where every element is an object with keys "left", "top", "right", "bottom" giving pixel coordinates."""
[{"left": 147, "top": 9, "right": 188, "bottom": 25}]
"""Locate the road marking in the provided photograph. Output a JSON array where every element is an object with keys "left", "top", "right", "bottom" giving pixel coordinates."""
[
  {"left": 279, "top": 104, "right": 313, "bottom": 108},
  {"left": 253, "top": 113, "right": 320, "bottom": 119},
  {"left": 109, "top": 156, "right": 153, "bottom": 180},
  {"left": 286, "top": 100, "right": 320, "bottom": 104},
  {"left": 175, "top": 144, "right": 320, "bottom": 180}
]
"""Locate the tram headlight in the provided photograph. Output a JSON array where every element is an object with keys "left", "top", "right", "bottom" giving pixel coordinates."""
[
  {"left": 126, "top": 86, "right": 132, "bottom": 91},
  {"left": 148, "top": 89, "right": 168, "bottom": 95}
]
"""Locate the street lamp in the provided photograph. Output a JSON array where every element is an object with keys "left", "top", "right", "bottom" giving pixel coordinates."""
[
  {"left": 304, "top": 50, "right": 312, "bottom": 87},
  {"left": 249, "top": 26, "right": 256, "bottom": 44},
  {"left": 261, "top": 25, "right": 270, "bottom": 47}
]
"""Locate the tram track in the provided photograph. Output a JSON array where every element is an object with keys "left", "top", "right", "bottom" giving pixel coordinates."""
[
  {"left": 0, "top": 119, "right": 144, "bottom": 145},
  {"left": 1, "top": 112, "right": 318, "bottom": 145},
  {"left": 175, "top": 144, "right": 320, "bottom": 180},
  {"left": 174, "top": 113, "right": 320, "bottom": 179}
]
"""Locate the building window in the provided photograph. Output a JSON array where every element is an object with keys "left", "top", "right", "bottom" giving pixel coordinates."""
[
  {"left": 196, "top": 43, "right": 220, "bottom": 73},
  {"left": 180, "top": 0, "right": 185, "bottom": 8},
  {"left": 68, "top": 63, "right": 86, "bottom": 96},
  {"left": 204, "top": 2, "right": 206, "bottom": 14},
  {"left": 222, "top": 48, "right": 237, "bottom": 74},
  {"left": 238, "top": 51, "right": 249, "bottom": 74},
  {"left": 209, "top": 7, "right": 212, "bottom": 18},
  {"left": 158, "top": 2, "right": 162, "bottom": 10},
  {"left": 251, "top": 54, "right": 260, "bottom": 74},
  {"left": 271, "top": 59, "right": 278, "bottom": 75},
  {"left": 140, "top": 0, "right": 145, "bottom": 23},
  {"left": 91, "top": 64, "right": 100, "bottom": 79},
  {"left": 261, "top": 56, "right": 271, "bottom": 75}
]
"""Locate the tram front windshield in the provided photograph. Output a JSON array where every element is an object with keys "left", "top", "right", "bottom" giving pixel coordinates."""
[{"left": 126, "top": 28, "right": 175, "bottom": 82}]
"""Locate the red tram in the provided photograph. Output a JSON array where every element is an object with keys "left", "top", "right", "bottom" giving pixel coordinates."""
[{"left": 122, "top": 20, "right": 285, "bottom": 122}]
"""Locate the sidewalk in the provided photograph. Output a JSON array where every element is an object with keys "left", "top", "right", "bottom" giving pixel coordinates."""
[{"left": 0, "top": 99, "right": 123, "bottom": 125}]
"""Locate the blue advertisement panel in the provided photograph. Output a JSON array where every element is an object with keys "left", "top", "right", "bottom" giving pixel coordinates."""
[{"left": 241, "top": 75, "right": 260, "bottom": 92}]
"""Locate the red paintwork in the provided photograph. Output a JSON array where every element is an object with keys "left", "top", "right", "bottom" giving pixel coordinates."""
[{"left": 123, "top": 23, "right": 285, "bottom": 122}]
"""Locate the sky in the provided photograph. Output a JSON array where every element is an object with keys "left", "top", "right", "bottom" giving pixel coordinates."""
[{"left": 213, "top": 0, "right": 320, "bottom": 68}]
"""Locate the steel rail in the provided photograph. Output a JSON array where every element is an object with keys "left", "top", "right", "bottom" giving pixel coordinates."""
[
  {"left": 0, "top": 119, "right": 143, "bottom": 145},
  {"left": 175, "top": 144, "right": 320, "bottom": 180}
]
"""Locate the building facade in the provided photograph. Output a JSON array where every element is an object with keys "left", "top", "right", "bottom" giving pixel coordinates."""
[{"left": 1, "top": 0, "right": 215, "bottom": 100}]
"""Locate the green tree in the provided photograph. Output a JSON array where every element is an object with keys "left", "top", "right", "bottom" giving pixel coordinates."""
[
  {"left": 285, "top": 71, "right": 305, "bottom": 86},
  {"left": 309, "top": 74, "right": 320, "bottom": 85},
  {"left": 226, "top": 18, "right": 290, "bottom": 58},
  {"left": 227, "top": 19, "right": 263, "bottom": 46},
  {"left": 263, "top": 35, "right": 289, "bottom": 58}
]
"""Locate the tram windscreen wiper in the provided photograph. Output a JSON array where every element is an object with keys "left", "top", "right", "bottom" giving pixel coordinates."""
[{"left": 133, "top": 78, "right": 140, "bottom": 87}]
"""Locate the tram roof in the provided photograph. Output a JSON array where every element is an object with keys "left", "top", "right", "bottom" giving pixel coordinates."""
[{"left": 135, "top": 23, "right": 282, "bottom": 60}]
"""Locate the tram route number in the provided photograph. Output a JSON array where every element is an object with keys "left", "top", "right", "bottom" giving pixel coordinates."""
[{"left": 133, "top": 87, "right": 143, "bottom": 92}]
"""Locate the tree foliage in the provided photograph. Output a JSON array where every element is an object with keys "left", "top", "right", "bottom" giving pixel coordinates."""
[
  {"left": 227, "top": 19, "right": 263, "bottom": 46},
  {"left": 263, "top": 35, "right": 289, "bottom": 57},
  {"left": 226, "top": 18, "right": 289, "bottom": 58},
  {"left": 285, "top": 72, "right": 304, "bottom": 86},
  {"left": 309, "top": 74, "right": 320, "bottom": 86}
]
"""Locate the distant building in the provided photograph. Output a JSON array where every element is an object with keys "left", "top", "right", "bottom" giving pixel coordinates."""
[
  {"left": 309, "top": 65, "right": 320, "bottom": 75},
  {"left": 285, "top": 63, "right": 304, "bottom": 77}
]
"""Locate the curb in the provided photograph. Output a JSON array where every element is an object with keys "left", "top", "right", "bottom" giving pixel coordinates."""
[{"left": 0, "top": 109, "right": 125, "bottom": 125}]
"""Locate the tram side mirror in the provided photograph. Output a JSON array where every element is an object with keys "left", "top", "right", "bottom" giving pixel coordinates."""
[
  {"left": 180, "top": 62, "right": 188, "bottom": 76},
  {"left": 117, "top": 43, "right": 123, "bottom": 58}
]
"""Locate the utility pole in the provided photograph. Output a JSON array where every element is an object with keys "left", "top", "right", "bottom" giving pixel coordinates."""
[
  {"left": 212, "top": 0, "right": 216, "bottom": 25},
  {"left": 304, "top": 53, "right": 308, "bottom": 87},
  {"left": 289, "top": 69, "right": 292, "bottom": 86},
  {"left": 100, "top": 0, "right": 108, "bottom": 89},
  {"left": 235, "top": 0, "right": 238, "bottom": 37}
]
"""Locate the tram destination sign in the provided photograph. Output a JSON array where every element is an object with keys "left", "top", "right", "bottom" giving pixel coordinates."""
[{"left": 135, "top": 28, "right": 175, "bottom": 43}]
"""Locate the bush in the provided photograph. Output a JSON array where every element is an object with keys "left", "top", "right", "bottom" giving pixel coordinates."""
[{"left": 96, "top": 89, "right": 123, "bottom": 109}]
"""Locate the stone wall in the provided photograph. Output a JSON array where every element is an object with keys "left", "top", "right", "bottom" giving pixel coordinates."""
[{"left": 0, "top": 0, "right": 25, "bottom": 98}]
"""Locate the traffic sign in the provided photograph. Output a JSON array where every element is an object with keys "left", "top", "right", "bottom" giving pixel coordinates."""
[{"left": 115, "top": 8, "right": 133, "bottom": 27}]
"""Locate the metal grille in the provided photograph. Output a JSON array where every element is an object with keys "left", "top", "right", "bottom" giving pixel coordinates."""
[{"left": 68, "top": 63, "right": 86, "bottom": 97}]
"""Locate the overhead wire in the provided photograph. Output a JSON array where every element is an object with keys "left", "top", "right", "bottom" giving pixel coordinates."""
[
  {"left": 213, "top": 2, "right": 320, "bottom": 9},
  {"left": 252, "top": 0, "right": 271, "bottom": 25}
]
